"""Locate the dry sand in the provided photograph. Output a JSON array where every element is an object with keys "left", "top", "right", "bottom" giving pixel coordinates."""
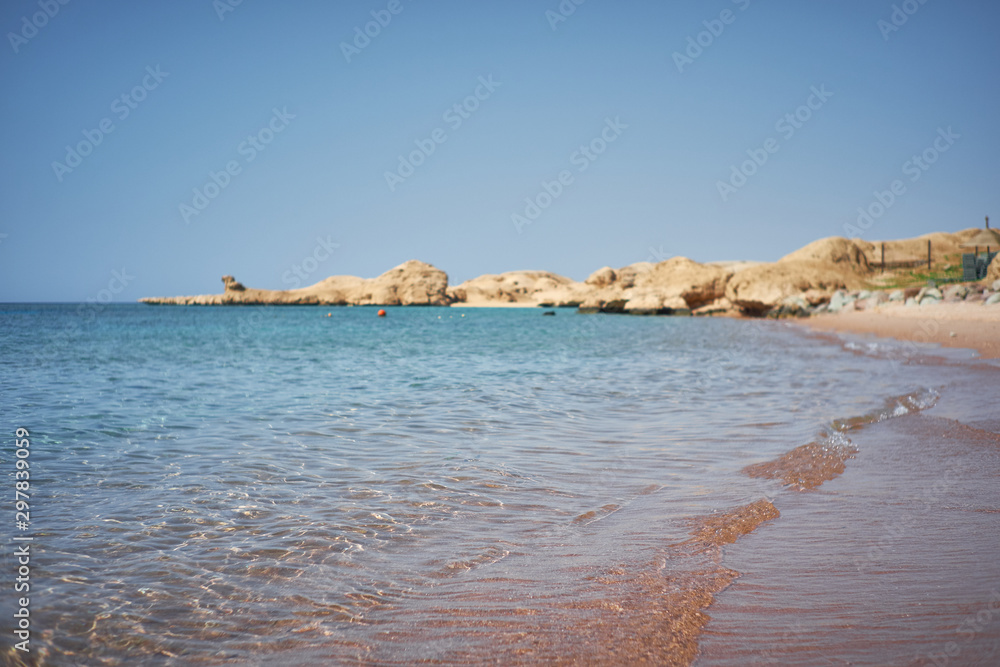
[{"left": 801, "top": 302, "right": 1000, "bottom": 359}]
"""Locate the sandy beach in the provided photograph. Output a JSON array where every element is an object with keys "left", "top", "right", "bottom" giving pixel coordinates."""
[{"left": 800, "top": 302, "right": 1000, "bottom": 359}]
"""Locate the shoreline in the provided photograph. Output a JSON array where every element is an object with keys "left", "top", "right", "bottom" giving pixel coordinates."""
[
  {"left": 698, "top": 321, "right": 1000, "bottom": 664},
  {"left": 797, "top": 302, "right": 1000, "bottom": 359}
]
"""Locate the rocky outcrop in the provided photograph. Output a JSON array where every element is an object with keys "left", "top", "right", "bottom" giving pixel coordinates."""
[
  {"left": 607, "top": 258, "right": 732, "bottom": 315},
  {"left": 725, "top": 261, "right": 867, "bottom": 316},
  {"left": 585, "top": 266, "right": 617, "bottom": 288},
  {"left": 447, "top": 271, "right": 591, "bottom": 307},
  {"left": 361, "top": 260, "right": 450, "bottom": 305},
  {"left": 141, "top": 260, "right": 450, "bottom": 306},
  {"left": 633, "top": 257, "right": 733, "bottom": 309},
  {"left": 140, "top": 231, "right": 995, "bottom": 316},
  {"left": 856, "top": 228, "right": 983, "bottom": 266},
  {"left": 222, "top": 275, "right": 246, "bottom": 292},
  {"left": 724, "top": 237, "right": 872, "bottom": 316}
]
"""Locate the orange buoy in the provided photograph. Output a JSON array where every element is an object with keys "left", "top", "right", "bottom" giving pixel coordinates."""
[{"left": 377, "top": 309, "right": 387, "bottom": 317}]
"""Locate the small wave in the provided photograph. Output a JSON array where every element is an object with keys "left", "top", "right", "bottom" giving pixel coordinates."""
[
  {"left": 832, "top": 388, "right": 939, "bottom": 431},
  {"left": 572, "top": 503, "right": 622, "bottom": 525},
  {"left": 743, "top": 438, "right": 858, "bottom": 491},
  {"left": 744, "top": 389, "right": 939, "bottom": 491},
  {"left": 432, "top": 545, "right": 511, "bottom": 577},
  {"left": 686, "top": 499, "right": 781, "bottom": 548}
]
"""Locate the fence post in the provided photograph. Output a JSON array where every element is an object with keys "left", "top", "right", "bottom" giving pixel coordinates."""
[
  {"left": 927, "top": 240, "right": 931, "bottom": 273},
  {"left": 881, "top": 243, "right": 885, "bottom": 272}
]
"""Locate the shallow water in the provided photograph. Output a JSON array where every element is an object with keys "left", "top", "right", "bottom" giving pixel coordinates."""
[
  {"left": 698, "top": 348, "right": 1000, "bottom": 666},
  {"left": 0, "top": 305, "right": 996, "bottom": 664}
]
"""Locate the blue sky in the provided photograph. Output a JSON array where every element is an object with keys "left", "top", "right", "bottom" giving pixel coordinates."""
[{"left": 1, "top": 0, "right": 998, "bottom": 302}]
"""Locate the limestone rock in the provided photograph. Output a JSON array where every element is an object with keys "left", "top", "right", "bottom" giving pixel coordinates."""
[
  {"left": 916, "top": 286, "right": 943, "bottom": 305},
  {"left": 827, "top": 290, "right": 854, "bottom": 313},
  {"left": 222, "top": 275, "right": 246, "bottom": 292},
  {"left": 362, "top": 260, "right": 450, "bottom": 306},
  {"left": 585, "top": 267, "right": 617, "bottom": 288},
  {"left": 629, "top": 257, "right": 733, "bottom": 310},
  {"left": 449, "top": 270, "right": 586, "bottom": 307},
  {"left": 725, "top": 261, "right": 865, "bottom": 316},
  {"left": 622, "top": 294, "right": 690, "bottom": 315},
  {"left": 692, "top": 296, "right": 738, "bottom": 317},
  {"left": 612, "top": 262, "right": 655, "bottom": 289},
  {"left": 141, "top": 260, "right": 450, "bottom": 306},
  {"left": 622, "top": 292, "right": 663, "bottom": 314},
  {"left": 779, "top": 236, "right": 871, "bottom": 270},
  {"left": 768, "top": 295, "right": 811, "bottom": 318},
  {"left": 987, "top": 257, "right": 1000, "bottom": 285},
  {"left": 943, "top": 285, "right": 969, "bottom": 301},
  {"left": 801, "top": 289, "right": 830, "bottom": 306}
]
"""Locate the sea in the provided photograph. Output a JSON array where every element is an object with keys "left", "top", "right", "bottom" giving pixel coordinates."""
[{"left": 1, "top": 304, "right": 998, "bottom": 666}]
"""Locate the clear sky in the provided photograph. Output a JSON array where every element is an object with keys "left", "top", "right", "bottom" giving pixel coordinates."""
[{"left": 1, "top": 0, "right": 998, "bottom": 302}]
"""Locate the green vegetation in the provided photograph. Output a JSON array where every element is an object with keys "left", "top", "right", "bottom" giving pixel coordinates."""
[{"left": 866, "top": 260, "right": 966, "bottom": 290}]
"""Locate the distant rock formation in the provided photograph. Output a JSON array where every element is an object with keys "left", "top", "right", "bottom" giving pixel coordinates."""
[
  {"left": 140, "top": 230, "right": 990, "bottom": 317},
  {"left": 140, "top": 260, "right": 450, "bottom": 306}
]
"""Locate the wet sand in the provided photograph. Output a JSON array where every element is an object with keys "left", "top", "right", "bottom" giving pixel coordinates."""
[
  {"left": 801, "top": 302, "right": 1000, "bottom": 359},
  {"left": 697, "top": 316, "right": 1000, "bottom": 666},
  {"left": 698, "top": 383, "right": 1000, "bottom": 665}
]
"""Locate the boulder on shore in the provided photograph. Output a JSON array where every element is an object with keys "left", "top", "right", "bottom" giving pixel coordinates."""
[
  {"left": 986, "top": 253, "right": 1000, "bottom": 284},
  {"left": 725, "top": 237, "right": 871, "bottom": 316}
]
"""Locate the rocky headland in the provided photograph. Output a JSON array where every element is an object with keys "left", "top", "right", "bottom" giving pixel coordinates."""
[
  {"left": 140, "top": 260, "right": 451, "bottom": 307},
  {"left": 140, "top": 229, "right": 1000, "bottom": 317}
]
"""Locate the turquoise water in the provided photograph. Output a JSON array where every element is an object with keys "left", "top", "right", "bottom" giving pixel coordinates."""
[{"left": 0, "top": 304, "right": 992, "bottom": 664}]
